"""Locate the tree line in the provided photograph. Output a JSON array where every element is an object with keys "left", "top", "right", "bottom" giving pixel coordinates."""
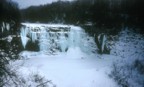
[{"left": 21, "top": 0, "right": 144, "bottom": 32}]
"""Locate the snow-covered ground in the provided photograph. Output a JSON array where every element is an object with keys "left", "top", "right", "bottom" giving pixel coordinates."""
[{"left": 11, "top": 49, "right": 119, "bottom": 87}]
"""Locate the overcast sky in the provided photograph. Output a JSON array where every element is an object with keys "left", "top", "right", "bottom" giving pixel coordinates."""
[{"left": 12, "top": 0, "right": 72, "bottom": 9}]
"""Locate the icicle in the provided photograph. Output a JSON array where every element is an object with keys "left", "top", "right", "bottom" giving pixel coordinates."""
[
  {"left": 31, "top": 32, "right": 37, "bottom": 42},
  {"left": 59, "top": 32, "right": 67, "bottom": 52},
  {"left": 20, "top": 27, "right": 29, "bottom": 48},
  {"left": 101, "top": 34, "right": 106, "bottom": 53},
  {"left": 75, "top": 29, "right": 81, "bottom": 47},
  {"left": 2, "top": 26, "right": 4, "bottom": 33},
  {"left": 68, "top": 29, "right": 74, "bottom": 48},
  {"left": 98, "top": 34, "right": 101, "bottom": 42},
  {"left": 20, "top": 30, "right": 28, "bottom": 48},
  {"left": 6, "top": 23, "right": 10, "bottom": 31},
  {"left": 2, "top": 22, "right": 5, "bottom": 30}
]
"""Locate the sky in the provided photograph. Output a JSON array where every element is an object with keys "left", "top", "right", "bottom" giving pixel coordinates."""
[{"left": 12, "top": 0, "right": 73, "bottom": 9}]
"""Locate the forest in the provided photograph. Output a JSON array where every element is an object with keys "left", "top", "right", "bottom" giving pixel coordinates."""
[{"left": 21, "top": 0, "right": 144, "bottom": 34}]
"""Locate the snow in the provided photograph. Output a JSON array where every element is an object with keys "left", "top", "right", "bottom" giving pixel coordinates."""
[
  {"left": 14, "top": 50, "right": 118, "bottom": 87},
  {"left": 110, "top": 29, "right": 144, "bottom": 87},
  {"left": 7, "top": 35, "right": 13, "bottom": 42},
  {"left": 15, "top": 34, "right": 117, "bottom": 86}
]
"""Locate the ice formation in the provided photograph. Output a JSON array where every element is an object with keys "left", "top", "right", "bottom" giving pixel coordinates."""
[
  {"left": 20, "top": 23, "right": 96, "bottom": 54},
  {"left": 2, "top": 26, "right": 4, "bottom": 33},
  {"left": 6, "top": 23, "right": 10, "bottom": 31},
  {"left": 102, "top": 34, "right": 106, "bottom": 52},
  {"left": 20, "top": 27, "right": 29, "bottom": 48},
  {"left": 1, "top": 22, "right": 10, "bottom": 33}
]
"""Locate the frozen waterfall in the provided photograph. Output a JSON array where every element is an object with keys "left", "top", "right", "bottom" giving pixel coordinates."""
[{"left": 20, "top": 23, "right": 96, "bottom": 54}]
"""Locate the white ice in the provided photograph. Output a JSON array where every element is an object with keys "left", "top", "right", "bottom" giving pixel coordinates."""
[
  {"left": 20, "top": 27, "right": 29, "bottom": 48},
  {"left": 102, "top": 35, "right": 106, "bottom": 52},
  {"left": 20, "top": 23, "right": 93, "bottom": 54}
]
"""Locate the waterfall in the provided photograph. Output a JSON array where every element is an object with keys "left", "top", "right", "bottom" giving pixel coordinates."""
[{"left": 20, "top": 23, "right": 87, "bottom": 54}]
